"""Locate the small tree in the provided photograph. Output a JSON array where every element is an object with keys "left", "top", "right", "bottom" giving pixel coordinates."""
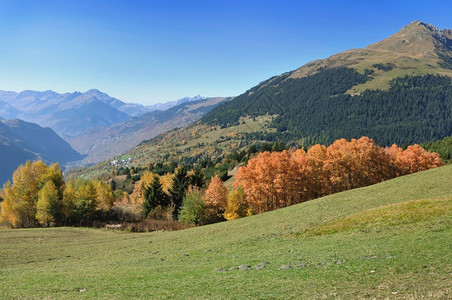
[
  {"left": 178, "top": 187, "right": 206, "bottom": 226},
  {"left": 224, "top": 187, "right": 248, "bottom": 220},
  {"left": 169, "top": 166, "right": 189, "bottom": 218},
  {"left": 142, "top": 175, "right": 169, "bottom": 218},
  {"left": 36, "top": 181, "right": 61, "bottom": 226},
  {"left": 203, "top": 175, "right": 227, "bottom": 219},
  {"left": 95, "top": 181, "right": 115, "bottom": 211}
]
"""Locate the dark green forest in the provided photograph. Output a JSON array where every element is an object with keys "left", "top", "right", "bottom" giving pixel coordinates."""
[
  {"left": 201, "top": 68, "right": 452, "bottom": 146},
  {"left": 422, "top": 136, "right": 452, "bottom": 162}
]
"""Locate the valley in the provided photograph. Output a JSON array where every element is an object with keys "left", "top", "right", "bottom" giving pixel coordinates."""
[{"left": 1, "top": 17, "right": 452, "bottom": 300}]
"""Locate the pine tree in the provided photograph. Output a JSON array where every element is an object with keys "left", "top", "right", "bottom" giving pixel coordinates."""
[
  {"left": 189, "top": 166, "right": 205, "bottom": 189},
  {"left": 142, "top": 175, "right": 169, "bottom": 218},
  {"left": 169, "top": 167, "right": 189, "bottom": 218}
]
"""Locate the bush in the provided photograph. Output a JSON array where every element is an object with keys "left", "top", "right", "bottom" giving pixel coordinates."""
[{"left": 178, "top": 188, "right": 206, "bottom": 225}]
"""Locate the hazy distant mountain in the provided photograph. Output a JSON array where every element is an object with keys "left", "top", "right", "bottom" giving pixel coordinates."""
[
  {"left": 0, "top": 90, "right": 130, "bottom": 136},
  {"left": 0, "top": 119, "right": 83, "bottom": 184},
  {"left": 67, "top": 97, "right": 228, "bottom": 165},
  {"left": 0, "top": 89, "right": 206, "bottom": 137}
]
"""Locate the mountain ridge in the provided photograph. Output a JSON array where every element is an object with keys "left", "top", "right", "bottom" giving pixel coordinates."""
[
  {"left": 0, "top": 89, "right": 208, "bottom": 137},
  {"left": 288, "top": 20, "right": 452, "bottom": 91},
  {"left": 0, "top": 119, "right": 83, "bottom": 184}
]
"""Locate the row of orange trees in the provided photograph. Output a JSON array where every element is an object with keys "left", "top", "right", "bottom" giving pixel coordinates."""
[{"left": 204, "top": 137, "right": 443, "bottom": 219}]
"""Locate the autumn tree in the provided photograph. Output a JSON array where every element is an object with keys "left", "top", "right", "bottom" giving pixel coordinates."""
[
  {"left": 0, "top": 161, "right": 64, "bottom": 228},
  {"left": 232, "top": 137, "right": 443, "bottom": 217},
  {"left": 203, "top": 175, "right": 227, "bottom": 219},
  {"left": 224, "top": 187, "right": 248, "bottom": 220},
  {"left": 36, "top": 181, "right": 61, "bottom": 226},
  {"left": 95, "top": 180, "right": 116, "bottom": 211},
  {"left": 159, "top": 172, "right": 174, "bottom": 195},
  {"left": 323, "top": 137, "right": 393, "bottom": 192},
  {"left": 399, "top": 144, "right": 443, "bottom": 173},
  {"left": 62, "top": 181, "right": 77, "bottom": 225},
  {"left": 234, "top": 150, "right": 303, "bottom": 214}
]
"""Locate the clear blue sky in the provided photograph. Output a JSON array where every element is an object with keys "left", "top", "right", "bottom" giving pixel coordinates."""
[{"left": 0, "top": 0, "right": 450, "bottom": 105}]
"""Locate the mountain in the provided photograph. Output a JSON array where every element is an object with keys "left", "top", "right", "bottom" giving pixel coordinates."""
[
  {"left": 0, "top": 89, "right": 207, "bottom": 137},
  {"left": 0, "top": 119, "right": 83, "bottom": 184},
  {"left": 66, "top": 21, "right": 452, "bottom": 181},
  {"left": 201, "top": 21, "right": 452, "bottom": 146},
  {"left": 0, "top": 90, "right": 131, "bottom": 136},
  {"left": 67, "top": 97, "right": 229, "bottom": 165},
  {"left": 289, "top": 20, "right": 452, "bottom": 92}
]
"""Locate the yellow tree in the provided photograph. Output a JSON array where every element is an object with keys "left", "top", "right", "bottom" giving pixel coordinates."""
[
  {"left": 0, "top": 161, "right": 58, "bottom": 228},
  {"left": 94, "top": 180, "right": 115, "bottom": 211},
  {"left": 62, "top": 181, "right": 77, "bottom": 225},
  {"left": 36, "top": 181, "right": 61, "bottom": 226},
  {"left": 224, "top": 187, "right": 248, "bottom": 220}
]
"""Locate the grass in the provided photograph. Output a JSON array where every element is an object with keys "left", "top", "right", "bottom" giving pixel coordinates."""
[
  {"left": 1, "top": 165, "right": 451, "bottom": 299},
  {"left": 306, "top": 197, "right": 452, "bottom": 236}
]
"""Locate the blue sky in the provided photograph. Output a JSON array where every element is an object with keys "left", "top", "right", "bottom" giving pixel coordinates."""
[{"left": 0, "top": 0, "right": 450, "bottom": 105}]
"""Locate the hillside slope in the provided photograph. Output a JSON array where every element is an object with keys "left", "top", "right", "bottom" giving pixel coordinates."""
[
  {"left": 0, "top": 119, "right": 83, "bottom": 184},
  {"left": 1, "top": 165, "right": 451, "bottom": 298}
]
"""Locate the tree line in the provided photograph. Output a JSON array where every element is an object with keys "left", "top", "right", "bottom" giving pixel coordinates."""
[
  {"left": 0, "top": 137, "right": 444, "bottom": 228},
  {"left": 121, "top": 136, "right": 443, "bottom": 225},
  {"left": 0, "top": 161, "right": 115, "bottom": 228}
]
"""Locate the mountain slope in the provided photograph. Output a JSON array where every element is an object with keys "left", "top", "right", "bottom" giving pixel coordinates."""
[
  {"left": 0, "top": 119, "right": 83, "bottom": 184},
  {"left": 1, "top": 165, "right": 451, "bottom": 298},
  {"left": 201, "top": 21, "right": 452, "bottom": 146},
  {"left": 67, "top": 97, "right": 229, "bottom": 164}
]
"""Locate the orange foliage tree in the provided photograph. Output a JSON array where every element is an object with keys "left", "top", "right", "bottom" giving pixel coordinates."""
[
  {"left": 203, "top": 175, "right": 227, "bottom": 217},
  {"left": 234, "top": 150, "right": 303, "bottom": 214},
  {"left": 234, "top": 137, "right": 443, "bottom": 215}
]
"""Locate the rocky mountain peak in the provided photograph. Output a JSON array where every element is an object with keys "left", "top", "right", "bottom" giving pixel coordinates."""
[{"left": 366, "top": 20, "right": 451, "bottom": 56}]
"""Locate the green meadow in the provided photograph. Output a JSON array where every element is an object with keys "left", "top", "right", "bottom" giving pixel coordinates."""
[{"left": 1, "top": 165, "right": 451, "bottom": 299}]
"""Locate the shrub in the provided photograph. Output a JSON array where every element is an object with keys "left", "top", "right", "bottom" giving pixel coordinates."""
[{"left": 178, "top": 188, "right": 206, "bottom": 225}]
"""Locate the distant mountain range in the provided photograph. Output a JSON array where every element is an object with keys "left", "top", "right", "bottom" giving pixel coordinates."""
[
  {"left": 0, "top": 88, "right": 215, "bottom": 180},
  {"left": 67, "top": 97, "right": 229, "bottom": 164},
  {"left": 0, "top": 89, "right": 206, "bottom": 137},
  {"left": 0, "top": 119, "right": 83, "bottom": 184}
]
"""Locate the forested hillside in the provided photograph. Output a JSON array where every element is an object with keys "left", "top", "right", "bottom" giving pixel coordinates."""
[{"left": 202, "top": 69, "right": 452, "bottom": 146}]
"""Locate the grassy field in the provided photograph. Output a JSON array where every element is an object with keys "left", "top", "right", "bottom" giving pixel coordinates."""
[{"left": 1, "top": 165, "right": 451, "bottom": 299}]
